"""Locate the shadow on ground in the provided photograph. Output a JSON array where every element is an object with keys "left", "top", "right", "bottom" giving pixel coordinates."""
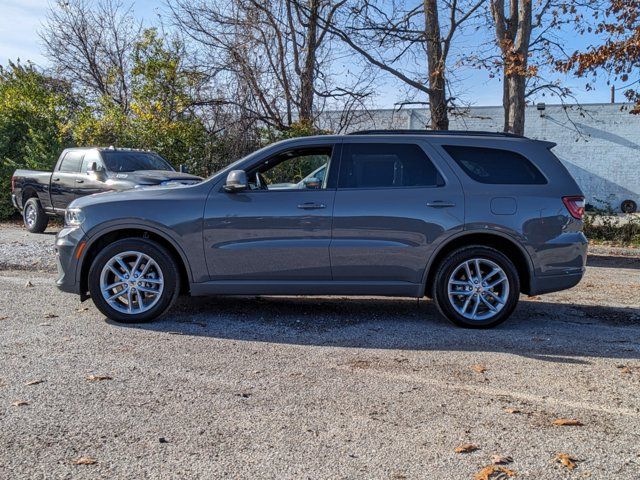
[{"left": 112, "top": 293, "right": 640, "bottom": 363}]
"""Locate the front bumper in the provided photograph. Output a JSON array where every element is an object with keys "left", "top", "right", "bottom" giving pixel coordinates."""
[
  {"left": 11, "top": 193, "right": 20, "bottom": 210},
  {"left": 55, "top": 226, "right": 86, "bottom": 295}
]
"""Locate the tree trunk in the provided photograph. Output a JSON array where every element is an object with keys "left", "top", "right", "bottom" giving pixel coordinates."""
[
  {"left": 299, "top": 0, "right": 319, "bottom": 125},
  {"left": 504, "top": 73, "right": 526, "bottom": 134},
  {"left": 424, "top": 0, "right": 449, "bottom": 130},
  {"left": 491, "top": 0, "right": 531, "bottom": 136}
]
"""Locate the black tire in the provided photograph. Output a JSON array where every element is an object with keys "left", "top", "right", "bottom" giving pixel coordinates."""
[
  {"left": 432, "top": 246, "right": 520, "bottom": 328},
  {"left": 23, "top": 197, "right": 49, "bottom": 233},
  {"left": 88, "top": 238, "right": 180, "bottom": 323}
]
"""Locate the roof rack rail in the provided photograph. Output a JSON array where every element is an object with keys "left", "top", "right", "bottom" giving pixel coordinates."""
[{"left": 347, "top": 129, "right": 524, "bottom": 138}]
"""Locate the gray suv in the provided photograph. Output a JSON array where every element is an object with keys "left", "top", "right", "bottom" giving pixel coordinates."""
[{"left": 55, "top": 130, "right": 588, "bottom": 328}]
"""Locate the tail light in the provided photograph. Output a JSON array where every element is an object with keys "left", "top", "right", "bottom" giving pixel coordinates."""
[
  {"left": 562, "top": 195, "right": 585, "bottom": 220},
  {"left": 10, "top": 175, "right": 15, "bottom": 192}
]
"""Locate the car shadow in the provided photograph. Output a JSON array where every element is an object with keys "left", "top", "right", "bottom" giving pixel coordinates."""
[
  {"left": 111, "top": 294, "right": 640, "bottom": 363},
  {"left": 587, "top": 254, "right": 640, "bottom": 270}
]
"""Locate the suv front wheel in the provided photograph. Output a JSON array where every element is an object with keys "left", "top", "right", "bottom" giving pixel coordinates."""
[
  {"left": 88, "top": 238, "right": 180, "bottom": 323},
  {"left": 433, "top": 246, "right": 520, "bottom": 328}
]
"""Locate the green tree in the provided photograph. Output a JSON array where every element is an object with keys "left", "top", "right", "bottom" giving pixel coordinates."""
[
  {"left": 0, "top": 61, "right": 76, "bottom": 219},
  {"left": 72, "top": 29, "right": 211, "bottom": 175}
]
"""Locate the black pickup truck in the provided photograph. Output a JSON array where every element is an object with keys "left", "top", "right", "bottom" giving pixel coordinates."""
[{"left": 11, "top": 147, "right": 202, "bottom": 232}]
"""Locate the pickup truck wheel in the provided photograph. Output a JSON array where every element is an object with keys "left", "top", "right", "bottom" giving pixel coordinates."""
[
  {"left": 432, "top": 246, "right": 520, "bottom": 328},
  {"left": 23, "top": 198, "right": 49, "bottom": 233},
  {"left": 88, "top": 238, "right": 180, "bottom": 323}
]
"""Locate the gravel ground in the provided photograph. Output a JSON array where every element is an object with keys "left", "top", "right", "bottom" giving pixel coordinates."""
[{"left": 0, "top": 223, "right": 639, "bottom": 479}]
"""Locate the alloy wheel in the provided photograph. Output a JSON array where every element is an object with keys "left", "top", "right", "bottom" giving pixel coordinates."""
[
  {"left": 99, "top": 250, "right": 164, "bottom": 315},
  {"left": 447, "top": 258, "right": 509, "bottom": 321}
]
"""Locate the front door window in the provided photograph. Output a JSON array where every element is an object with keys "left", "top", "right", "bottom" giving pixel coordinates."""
[{"left": 248, "top": 147, "right": 332, "bottom": 191}]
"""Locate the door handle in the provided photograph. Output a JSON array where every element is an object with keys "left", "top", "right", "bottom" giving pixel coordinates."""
[
  {"left": 75, "top": 179, "right": 84, "bottom": 183},
  {"left": 297, "top": 202, "right": 326, "bottom": 210},
  {"left": 427, "top": 201, "right": 456, "bottom": 208}
]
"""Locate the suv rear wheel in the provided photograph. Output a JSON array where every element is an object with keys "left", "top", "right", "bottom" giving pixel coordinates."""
[
  {"left": 433, "top": 246, "right": 520, "bottom": 328},
  {"left": 88, "top": 238, "right": 180, "bottom": 323}
]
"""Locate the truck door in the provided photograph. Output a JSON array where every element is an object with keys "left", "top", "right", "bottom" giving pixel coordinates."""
[
  {"left": 76, "top": 149, "right": 109, "bottom": 198},
  {"left": 50, "top": 150, "right": 84, "bottom": 211}
]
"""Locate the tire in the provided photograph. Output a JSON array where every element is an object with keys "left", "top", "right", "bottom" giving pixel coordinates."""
[
  {"left": 432, "top": 246, "right": 520, "bottom": 328},
  {"left": 88, "top": 238, "right": 180, "bottom": 323},
  {"left": 23, "top": 197, "right": 49, "bottom": 233}
]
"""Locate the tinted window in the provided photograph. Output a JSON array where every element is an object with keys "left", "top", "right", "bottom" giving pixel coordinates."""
[
  {"left": 101, "top": 151, "right": 173, "bottom": 172},
  {"left": 58, "top": 151, "right": 84, "bottom": 172},
  {"left": 338, "top": 143, "right": 441, "bottom": 188},
  {"left": 443, "top": 145, "right": 546, "bottom": 184}
]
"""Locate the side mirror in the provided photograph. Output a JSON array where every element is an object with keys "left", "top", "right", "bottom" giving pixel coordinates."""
[
  {"left": 303, "top": 177, "right": 321, "bottom": 189},
  {"left": 224, "top": 170, "right": 248, "bottom": 192},
  {"left": 89, "top": 162, "right": 107, "bottom": 180},
  {"left": 179, "top": 164, "right": 190, "bottom": 174}
]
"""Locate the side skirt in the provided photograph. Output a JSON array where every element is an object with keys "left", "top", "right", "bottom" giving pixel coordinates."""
[{"left": 190, "top": 280, "right": 423, "bottom": 298}]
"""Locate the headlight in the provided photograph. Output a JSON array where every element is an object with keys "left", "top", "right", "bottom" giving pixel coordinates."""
[{"left": 65, "top": 208, "right": 85, "bottom": 226}]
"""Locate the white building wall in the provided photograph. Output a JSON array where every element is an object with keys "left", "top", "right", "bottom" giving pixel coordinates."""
[{"left": 321, "top": 103, "right": 640, "bottom": 211}]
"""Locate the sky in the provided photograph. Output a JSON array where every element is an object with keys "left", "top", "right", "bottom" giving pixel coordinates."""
[{"left": 0, "top": 0, "right": 615, "bottom": 108}]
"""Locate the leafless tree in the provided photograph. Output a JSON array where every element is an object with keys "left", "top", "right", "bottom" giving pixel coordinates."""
[
  {"left": 322, "top": 0, "right": 486, "bottom": 130},
  {"left": 40, "top": 0, "right": 141, "bottom": 111},
  {"left": 468, "top": 0, "right": 603, "bottom": 134},
  {"left": 170, "top": 0, "right": 373, "bottom": 131}
]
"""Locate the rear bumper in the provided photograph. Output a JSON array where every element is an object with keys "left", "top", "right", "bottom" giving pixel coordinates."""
[
  {"left": 55, "top": 226, "right": 86, "bottom": 295},
  {"left": 529, "top": 270, "right": 584, "bottom": 296}
]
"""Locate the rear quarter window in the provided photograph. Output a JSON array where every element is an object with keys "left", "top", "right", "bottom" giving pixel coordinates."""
[{"left": 443, "top": 145, "right": 546, "bottom": 185}]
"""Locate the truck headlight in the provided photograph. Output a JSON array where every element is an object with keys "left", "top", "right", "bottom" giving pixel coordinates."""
[{"left": 65, "top": 208, "right": 85, "bottom": 226}]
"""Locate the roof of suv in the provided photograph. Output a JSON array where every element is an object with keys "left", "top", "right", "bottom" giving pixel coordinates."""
[{"left": 346, "top": 129, "right": 524, "bottom": 138}]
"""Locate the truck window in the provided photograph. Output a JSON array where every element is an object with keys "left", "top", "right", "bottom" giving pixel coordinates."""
[
  {"left": 101, "top": 151, "right": 173, "bottom": 172},
  {"left": 81, "top": 150, "right": 104, "bottom": 173},
  {"left": 58, "top": 151, "right": 85, "bottom": 173}
]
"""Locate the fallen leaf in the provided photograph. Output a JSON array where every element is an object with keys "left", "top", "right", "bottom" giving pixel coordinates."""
[
  {"left": 504, "top": 408, "right": 521, "bottom": 414},
  {"left": 11, "top": 400, "right": 29, "bottom": 407},
  {"left": 471, "top": 364, "right": 487, "bottom": 374},
  {"left": 43, "top": 313, "right": 58, "bottom": 319},
  {"left": 86, "top": 375, "right": 113, "bottom": 381},
  {"left": 553, "top": 418, "right": 583, "bottom": 426},
  {"left": 555, "top": 453, "right": 578, "bottom": 470},
  {"left": 38, "top": 323, "right": 51, "bottom": 327},
  {"left": 24, "top": 281, "right": 34, "bottom": 288},
  {"left": 25, "top": 380, "right": 44, "bottom": 386},
  {"left": 474, "top": 465, "right": 516, "bottom": 480},
  {"left": 73, "top": 457, "right": 97, "bottom": 465},
  {"left": 619, "top": 367, "right": 632, "bottom": 374},
  {"left": 455, "top": 443, "right": 479, "bottom": 453},
  {"left": 0, "top": 316, "right": 8, "bottom": 320},
  {"left": 76, "top": 307, "right": 89, "bottom": 312},
  {"left": 491, "top": 455, "right": 513, "bottom": 465}
]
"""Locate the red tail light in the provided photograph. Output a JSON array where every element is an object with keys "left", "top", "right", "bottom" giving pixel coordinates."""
[{"left": 562, "top": 195, "right": 585, "bottom": 220}]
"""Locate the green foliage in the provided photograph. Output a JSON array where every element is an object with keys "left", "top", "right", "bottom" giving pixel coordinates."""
[
  {"left": 0, "top": 61, "right": 75, "bottom": 218},
  {"left": 71, "top": 29, "right": 210, "bottom": 175},
  {"left": 583, "top": 201, "right": 640, "bottom": 246}
]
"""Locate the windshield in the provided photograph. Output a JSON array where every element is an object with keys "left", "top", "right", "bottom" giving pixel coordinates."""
[{"left": 102, "top": 151, "right": 174, "bottom": 172}]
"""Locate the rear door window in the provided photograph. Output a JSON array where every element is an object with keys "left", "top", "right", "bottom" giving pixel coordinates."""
[
  {"left": 443, "top": 145, "right": 546, "bottom": 184},
  {"left": 338, "top": 143, "right": 442, "bottom": 188},
  {"left": 58, "top": 151, "right": 84, "bottom": 173}
]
